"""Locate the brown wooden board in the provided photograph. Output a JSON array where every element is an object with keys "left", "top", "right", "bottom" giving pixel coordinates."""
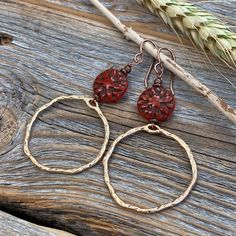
[{"left": 0, "top": 0, "right": 235, "bottom": 235}]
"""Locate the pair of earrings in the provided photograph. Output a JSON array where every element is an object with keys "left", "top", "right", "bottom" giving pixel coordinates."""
[{"left": 24, "top": 39, "right": 197, "bottom": 213}]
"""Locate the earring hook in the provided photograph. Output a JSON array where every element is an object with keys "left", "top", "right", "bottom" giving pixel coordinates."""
[
  {"left": 144, "top": 47, "right": 176, "bottom": 95},
  {"left": 121, "top": 39, "right": 158, "bottom": 75},
  {"left": 132, "top": 39, "right": 158, "bottom": 65},
  {"left": 144, "top": 57, "right": 159, "bottom": 89},
  {"left": 131, "top": 39, "right": 160, "bottom": 89}
]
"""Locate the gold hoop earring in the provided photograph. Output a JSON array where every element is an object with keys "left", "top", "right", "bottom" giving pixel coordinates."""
[
  {"left": 103, "top": 124, "right": 197, "bottom": 213},
  {"left": 103, "top": 41, "right": 198, "bottom": 213},
  {"left": 24, "top": 96, "right": 110, "bottom": 174}
]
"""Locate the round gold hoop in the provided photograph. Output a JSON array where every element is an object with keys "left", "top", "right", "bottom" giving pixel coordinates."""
[
  {"left": 24, "top": 95, "right": 110, "bottom": 174},
  {"left": 103, "top": 124, "right": 197, "bottom": 213}
]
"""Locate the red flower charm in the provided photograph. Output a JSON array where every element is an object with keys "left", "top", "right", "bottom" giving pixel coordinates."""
[
  {"left": 93, "top": 69, "right": 128, "bottom": 103},
  {"left": 137, "top": 86, "right": 175, "bottom": 123}
]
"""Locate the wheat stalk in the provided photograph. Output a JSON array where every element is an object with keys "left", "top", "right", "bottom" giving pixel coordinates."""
[{"left": 137, "top": 0, "right": 236, "bottom": 68}]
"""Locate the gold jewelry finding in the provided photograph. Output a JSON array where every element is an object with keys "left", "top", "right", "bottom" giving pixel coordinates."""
[
  {"left": 103, "top": 124, "right": 197, "bottom": 213},
  {"left": 24, "top": 95, "right": 110, "bottom": 174}
]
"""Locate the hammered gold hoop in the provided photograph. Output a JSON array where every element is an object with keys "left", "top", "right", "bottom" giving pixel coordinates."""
[
  {"left": 24, "top": 95, "right": 110, "bottom": 174},
  {"left": 103, "top": 124, "right": 197, "bottom": 213}
]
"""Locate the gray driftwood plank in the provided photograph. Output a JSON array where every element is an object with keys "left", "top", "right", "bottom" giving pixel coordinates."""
[
  {"left": 0, "top": 0, "right": 235, "bottom": 235},
  {"left": 0, "top": 210, "right": 75, "bottom": 236}
]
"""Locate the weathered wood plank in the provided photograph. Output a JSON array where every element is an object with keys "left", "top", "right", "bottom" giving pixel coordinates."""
[
  {"left": 0, "top": 210, "right": 75, "bottom": 236},
  {"left": 0, "top": 0, "right": 235, "bottom": 235}
]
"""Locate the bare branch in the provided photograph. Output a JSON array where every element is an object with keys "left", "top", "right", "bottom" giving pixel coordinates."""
[{"left": 89, "top": 0, "right": 236, "bottom": 124}]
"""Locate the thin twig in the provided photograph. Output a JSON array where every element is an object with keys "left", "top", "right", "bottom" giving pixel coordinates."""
[{"left": 89, "top": 0, "right": 236, "bottom": 124}]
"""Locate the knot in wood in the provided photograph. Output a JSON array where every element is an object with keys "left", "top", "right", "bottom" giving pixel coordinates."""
[{"left": 0, "top": 107, "right": 17, "bottom": 149}]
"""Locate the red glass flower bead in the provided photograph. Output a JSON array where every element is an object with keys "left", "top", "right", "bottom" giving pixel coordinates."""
[
  {"left": 137, "top": 86, "right": 175, "bottom": 123},
  {"left": 93, "top": 68, "right": 128, "bottom": 103}
]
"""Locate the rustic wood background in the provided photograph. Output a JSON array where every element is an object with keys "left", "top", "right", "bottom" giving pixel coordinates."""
[
  {"left": 0, "top": 210, "right": 75, "bottom": 236},
  {"left": 0, "top": 0, "right": 235, "bottom": 235}
]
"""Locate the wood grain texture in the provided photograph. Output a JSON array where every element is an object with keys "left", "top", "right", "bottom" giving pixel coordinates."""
[
  {"left": 0, "top": 0, "right": 235, "bottom": 235},
  {"left": 0, "top": 210, "right": 75, "bottom": 236}
]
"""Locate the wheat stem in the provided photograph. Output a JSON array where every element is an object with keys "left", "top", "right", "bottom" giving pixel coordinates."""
[{"left": 137, "top": 0, "right": 236, "bottom": 69}]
